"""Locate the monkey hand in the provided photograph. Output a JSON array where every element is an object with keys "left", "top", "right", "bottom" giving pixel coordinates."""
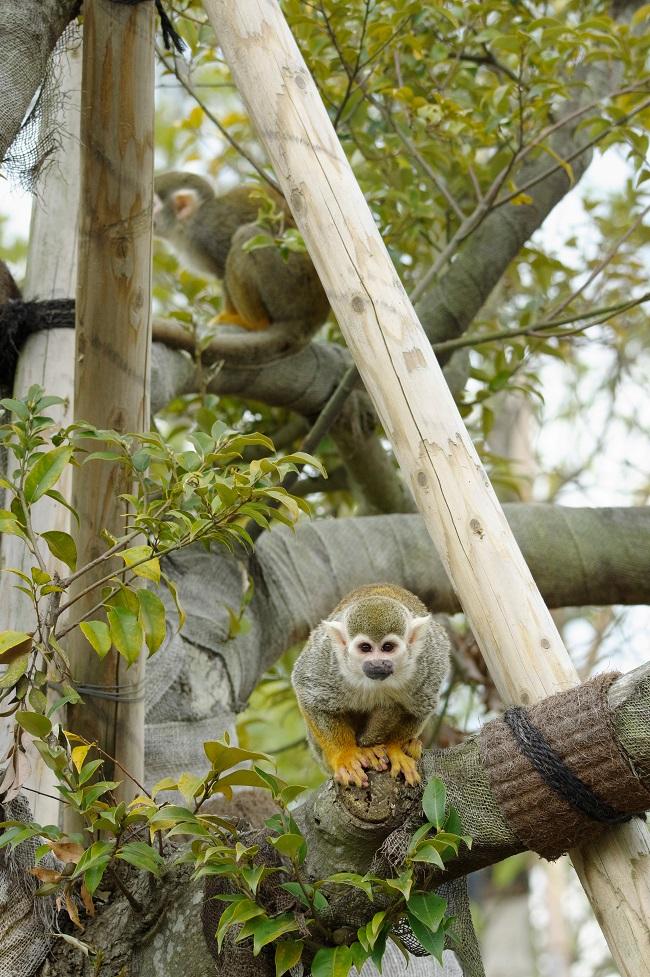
[
  {"left": 385, "top": 741, "right": 422, "bottom": 785},
  {"left": 330, "top": 745, "right": 389, "bottom": 788}
]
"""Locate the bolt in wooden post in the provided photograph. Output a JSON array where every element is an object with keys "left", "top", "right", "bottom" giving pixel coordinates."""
[
  {"left": 202, "top": 2, "right": 650, "bottom": 972},
  {"left": 66, "top": 0, "right": 154, "bottom": 807}
]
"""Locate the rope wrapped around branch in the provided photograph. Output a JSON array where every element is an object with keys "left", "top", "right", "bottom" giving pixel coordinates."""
[{"left": 479, "top": 672, "right": 650, "bottom": 860}]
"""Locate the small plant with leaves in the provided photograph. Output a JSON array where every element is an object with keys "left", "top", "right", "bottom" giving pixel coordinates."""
[
  {"left": 0, "top": 385, "right": 323, "bottom": 797},
  {"left": 0, "top": 724, "right": 469, "bottom": 976},
  {"left": 241, "top": 187, "right": 309, "bottom": 261}
]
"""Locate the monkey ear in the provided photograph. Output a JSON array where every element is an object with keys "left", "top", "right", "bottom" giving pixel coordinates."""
[
  {"left": 406, "top": 614, "right": 431, "bottom": 646},
  {"left": 170, "top": 188, "right": 200, "bottom": 221},
  {"left": 322, "top": 620, "right": 348, "bottom": 650}
]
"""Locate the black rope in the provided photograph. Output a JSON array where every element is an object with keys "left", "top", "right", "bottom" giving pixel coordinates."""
[
  {"left": 111, "top": 0, "right": 186, "bottom": 53},
  {"left": 504, "top": 705, "right": 642, "bottom": 826}
]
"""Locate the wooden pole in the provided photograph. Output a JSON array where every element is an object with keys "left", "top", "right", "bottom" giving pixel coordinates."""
[
  {"left": 202, "top": 2, "right": 650, "bottom": 972},
  {"left": 66, "top": 0, "right": 154, "bottom": 806},
  {"left": 0, "top": 39, "right": 82, "bottom": 825}
]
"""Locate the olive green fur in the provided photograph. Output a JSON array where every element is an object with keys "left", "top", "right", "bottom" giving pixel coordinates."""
[
  {"left": 153, "top": 171, "right": 330, "bottom": 362},
  {"left": 292, "top": 584, "right": 450, "bottom": 771}
]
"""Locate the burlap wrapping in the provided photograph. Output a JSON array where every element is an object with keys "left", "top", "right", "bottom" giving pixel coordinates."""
[{"left": 479, "top": 672, "right": 650, "bottom": 860}]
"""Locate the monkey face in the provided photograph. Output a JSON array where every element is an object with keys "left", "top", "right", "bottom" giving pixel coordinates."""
[
  {"left": 351, "top": 633, "right": 405, "bottom": 681},
  {"left": 324, "top": 613, "right": 430, "bottom": 692}
]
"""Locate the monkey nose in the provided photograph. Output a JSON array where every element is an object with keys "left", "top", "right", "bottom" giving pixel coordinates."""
[{"left": 362, "top": 659, "right": 394, "bottom": 680}]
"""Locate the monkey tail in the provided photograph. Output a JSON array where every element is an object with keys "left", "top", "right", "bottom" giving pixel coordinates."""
[{"left": 201, "top": 322, "right": 309, "bottom": 365}]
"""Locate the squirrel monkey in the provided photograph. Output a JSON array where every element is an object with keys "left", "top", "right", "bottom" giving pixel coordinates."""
[
  {"left": 153, "top": 172, "right": 329, "bottom": 362},
  {"left": 292, "top": 584, "right": 450, "bottom": 788}
]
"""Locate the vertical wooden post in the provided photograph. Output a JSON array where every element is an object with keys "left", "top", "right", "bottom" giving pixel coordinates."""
[
  {"left": 66, "top": 0, "right": 154, "bottom": 803},
  {"left": 202, "top": 2, "right": 650, "bottom": 973},
  {"left": 0, "top": 39, "right": 82, "bottom": 825}
]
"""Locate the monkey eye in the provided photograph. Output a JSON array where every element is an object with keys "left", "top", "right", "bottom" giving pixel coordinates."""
[
  {"left": 381, "top": 641, "right": 395, "bottom": 653},
  {"left": 359, "top": 642, "right": 373, "bottom": 653}
]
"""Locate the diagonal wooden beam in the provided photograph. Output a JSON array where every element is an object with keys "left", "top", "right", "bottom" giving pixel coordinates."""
[{"left": 202, "top": 2, "right": 650, "bottom": 973}]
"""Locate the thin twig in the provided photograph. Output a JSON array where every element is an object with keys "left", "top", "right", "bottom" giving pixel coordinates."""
[
  {"left": 431, "top": 292, "right": 650, "bottom": 355},
  {"left": 246, "top": 364, "right": 359, "bottom": 543},
  {"left": 155, "top": 47, "right": 281, "bottom": 194},
  {"left": 493, "top": 95, "right": 650, "bottom": 211},
  {"left": 547, "top": 202, "right": 650, "bottom": 320}
]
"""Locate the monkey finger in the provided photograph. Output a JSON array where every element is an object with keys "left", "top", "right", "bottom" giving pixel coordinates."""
[
  {"left": 358, "top": 748, "right": 388, "bottom": 771},
  {"left": 386, "top": 749, "right": 421, "bottom": 785},
  {"left": 334, "top": 762, "right": 367, "bottom": 788}
]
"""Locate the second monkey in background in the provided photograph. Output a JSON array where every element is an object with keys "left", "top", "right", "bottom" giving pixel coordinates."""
[{"left": 153, "top": 173, "right": 329, "bottom": 363}]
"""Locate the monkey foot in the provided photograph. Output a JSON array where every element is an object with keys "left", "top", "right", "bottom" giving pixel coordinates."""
[
  {"left": 385, "top": 743, "right": 421, "bottom": 785},
  {"left": 358, "top": 745, "right": 390, "bottom": 772},
  {"left": 331, "top": 746, "right": 386, "bottom": 788},
  {"left": 403, "top": 738, "right": 423, "bottom": 760}
]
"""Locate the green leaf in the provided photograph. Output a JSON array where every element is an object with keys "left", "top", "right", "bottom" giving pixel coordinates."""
[
  {"left": 237, "top": 913, "right": 300, "bottom": 955},
  {"left": 325, "top": 872, "right": 374, "bottom": 899},
  {"left": 0, "top": 630, "right": 32, "bottom": 663},
  {"left": 71, "top": 841, "right": 114, "bottom": 881},
  {"left": 79, "top": 621, "right": 112, "bottom": 659},
  {"left": 349, "top": 942, "right": 370, "bottom": 971},
  {"left": 203, "top": 741, "right": 269, "bottom": 772},
  {"left": 79, "top": 780, "right": 120, "bottom": 810},
  {"left": 383, "top": 870, "right": 413, "bottom": 899},
  {"left": 0, "top": 510, "right": 26, "bottom": 537},
  {"left": 433, "top": 831, "right": 462, "bottom": 854},
  {"left": 24, "top": 446, "right": 73, "bottom": 503},
  {"left": 275, "top": 939, "right": 303, "bottom": 977},
  {"left": 242, "top": 864, "right": 266, "bottom": 896},
  {"left": 278, "top": 882, "right": 311, "bottom": 909},
  {"left": 137, "top": 589, "right": 167, "bottom": 656},
  {"left": 44, "top": 489, "right": 80, "bottom": 525},
  {"left": 120, "top": 545, "right": 160, "bottom": 583},
  {"left": 161, "top": 571, "right": 186, "bottom": 629},
  {"left": 16, "top": 710, "right": 52, "bottom": 737},
  {"left": 405, "top": 912, "right": 446, "bottom": 962},
  {"left": 410, "top": 842, "right": 445, "bottom": 868},
  {"left": 444, "top": 806, "right": 462, "bottom": 836},
  {"left": 116, "top": 841, "right": 165, "bottom": 877},
  {"left": 241, "top": 233, "right": 274, "bottom": 253},
  {"left": 406, "top": 891, "right": 447, "bottom": 932},
  {"left": 422, "top": 777, "right": 446, "bottom": 828},
  {"left": 40, "top": 531, "right": 77, "bottom": 571},
  {"left": 311, "top": 945, "right": 354, "bottom": 977},
  {"left": 270, "top": 832, "right": 306, "bottom": 862},
  {"left": 216, "top": 898, "right": 264, "bottom": 951},
  {"left": 107, "top": 606, "right": 143, "bottom": 665},
  {"left": 0, "top": 397, "right": 30, "bottom": 419},
  {"left": 177, "top": 771, "right": 204, "bottom": 803},
  {"left": 151, "top": 777, "right": 178, "bottom": 797}
]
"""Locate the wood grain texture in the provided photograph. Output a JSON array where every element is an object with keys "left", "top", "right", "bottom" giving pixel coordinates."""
[
  {"left": 0, "top": 41, "right": 82, "bottom": 825},
  {"left": 202, "top": 1, "right": 650, "bottom": 971},
  {"left": 67, "top": 0, "right": 154, "bottom": 803}
]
